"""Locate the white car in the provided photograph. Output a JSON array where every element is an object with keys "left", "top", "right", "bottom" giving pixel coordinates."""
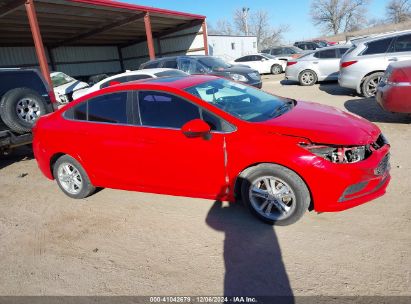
[
  {"left": 285, "top": 45, "right": 350, "bottom": 86},
  {"left": 51, "top": 72, "right": 88, "bottom": 104},
  {"left": 72, "top": 68, "right": 188, "bottom": 100},
  {"left": 230, "top": 53, "right": 287, "bottom": 74}
]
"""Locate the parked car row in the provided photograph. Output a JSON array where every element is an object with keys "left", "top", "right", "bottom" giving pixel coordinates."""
[
  {"left": 33, "top": 74, "right": 391, "bottom": 226},
  {"left": 281, "top": 29, "right": 411, "bottom": 113},
  {"left": 140, "top": 55, "right": 262, "bottom": 88}
]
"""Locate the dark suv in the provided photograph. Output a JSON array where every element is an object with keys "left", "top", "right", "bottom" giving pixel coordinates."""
[
  {"left": 0, "top": 69, "right": 55, "bottom": 152},
  {"left": 294, "top": 41, "right": 321, "bottom": 51},
  {"left": 140, "top": 56, "right": 262, "bottom": 88}
]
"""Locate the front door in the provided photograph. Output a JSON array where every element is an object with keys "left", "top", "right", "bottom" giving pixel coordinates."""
[{"left": 130, "top": 90, "right": 227, "bottom": 199}]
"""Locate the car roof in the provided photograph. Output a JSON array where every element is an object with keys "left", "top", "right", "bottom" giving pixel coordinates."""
[
  {"left": 352, "top": 29, "right": 411, "bottom": 45},
  {"left": 116, "top": 74, "right": 218, "bottom": 90},
  {"left": 315, "top": 45, "right": 349, "bottom": 50}
]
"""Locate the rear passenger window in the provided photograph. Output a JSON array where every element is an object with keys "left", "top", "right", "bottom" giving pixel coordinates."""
[
  {"left": 319, "top": 49, "right": 337, "bottom": 58},
  {"left": 88, "top": 93, "right": 128, "bottom": 124},
  {"left": 363, "top": 38, "right": 393, "bottom": 55},
  {"left": 235, "top": 56, "right": 247, "bottom": 62},
  {"left": 163, "top": 60, "right": 178, "bottom": 68},
  {"left": 392, "top": 34, "right": 411, "bottom": 52},
  {"left": 65, "top": 92, "right": 128, "bottom": 124},
  {"left": 338, "top": 48, "right": 349, "bottom": 57},
  {"left": 138, "top": 91, "right": 200, "bottom": 128},
  {"left": 72, "top": 102, "right": 87, "bottom": 120}
]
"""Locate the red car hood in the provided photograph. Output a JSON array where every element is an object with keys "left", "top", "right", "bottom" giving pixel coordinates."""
[{"left": 259, "top": 101, "right": 380, "bottom": 145}]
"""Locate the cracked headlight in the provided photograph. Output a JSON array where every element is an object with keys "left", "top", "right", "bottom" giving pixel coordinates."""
[
  {"left": 229, "top": 73, "right": 248, "bottom": 82},
  {"left": 301, "top": 144, "right": 368, "bottom": 163}
]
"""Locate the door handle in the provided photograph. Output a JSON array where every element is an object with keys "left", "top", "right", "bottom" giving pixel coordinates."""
[
  {"left": 313, "top": 62, "right": 319, "bottom": 64},
  {"left": 388, "top": 57, "right": 398, "bottom": 62}
]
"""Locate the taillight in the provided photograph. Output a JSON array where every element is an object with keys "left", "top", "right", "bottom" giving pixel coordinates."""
[
  {"left": 388, "top": 68, "right": 410, "bottom": 84},
  {"left": 287, "top": 61, "right": 297, "bottom": 66},
  {"left": 340, "top": 60, "right": 358, "bottom": 68}
]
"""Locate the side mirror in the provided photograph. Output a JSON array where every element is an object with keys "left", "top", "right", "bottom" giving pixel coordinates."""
[
  {"left": 261, "top": 58, "right": 267, "bottom": 61},
  {"left": 109, "top": 81, "right": 121, "bottom": 86},
  {"left": 181, "top": 119, "right": 211, "bottom": 138}
]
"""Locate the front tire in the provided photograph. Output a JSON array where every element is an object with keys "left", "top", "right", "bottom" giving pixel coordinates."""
[
  {"left": 361, "top": 72, "right": 384, "bottom": 98},
  {"left": 271, "top": 64, "right": 283, "bottom": 75},
  {"left": 241, "top": 164, "right": 310, "bottom": 225},
  {"left": 299, "top": 70, "right": 317, "bottom": 86},
  {"left": 53, "top": 155, "right": 96, "bottom": 199}
]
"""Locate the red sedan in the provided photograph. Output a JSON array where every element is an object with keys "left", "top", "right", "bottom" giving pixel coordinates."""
[
  {"left": 377, "top": 60, "right": 411, "bottom": 114},
  {"left": 33, "top": 75, "right": 391, "bottom": 225}
]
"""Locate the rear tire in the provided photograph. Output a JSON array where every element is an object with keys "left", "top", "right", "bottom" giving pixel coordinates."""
[
  {"left": 53, "top": 155, "right": 96, "bottom": 199},
  {"left": 271, "top": 64, "right": 283, "bottom": 75},
  {"left": 361, "top": 72, "right": 384, "bottom": 98},
  {"left": 298, "top": 70, "right": 317, "bottom": 86},
  {"left": 240, "top": 164, "right": 310, "bottom": 226},
  {"left": 0, "top": 88, "right": 50, "bottom": 134}
]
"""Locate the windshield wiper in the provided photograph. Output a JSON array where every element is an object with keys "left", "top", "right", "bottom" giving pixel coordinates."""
[{"left": 269, "top": 100, "right": 294, "bottom": 118}]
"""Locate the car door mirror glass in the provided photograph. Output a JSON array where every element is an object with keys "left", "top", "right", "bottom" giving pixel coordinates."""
[{"left": 181, "top": 119, "right": 211, "bottom": 138}]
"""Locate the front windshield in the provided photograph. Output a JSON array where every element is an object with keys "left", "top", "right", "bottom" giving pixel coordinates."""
[
  {"left": 185, "top": 78, "right": 293, "bottom": 122},
  {"left": 198, "top": 57, "right": 231, "bottom": 70},
  {"left": 51, "top": 72, "right": 75, "bottom": 87}
]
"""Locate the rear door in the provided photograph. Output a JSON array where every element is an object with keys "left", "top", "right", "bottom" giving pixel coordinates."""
[
  {"left": 64, "top": 91, "right": 139, "bottom": 188},
  {"left": 316, "top": 49, "right": 340, "bottom": 79},
  {"left": 386, "top": 33, "right": 411, "bottom": 63}
]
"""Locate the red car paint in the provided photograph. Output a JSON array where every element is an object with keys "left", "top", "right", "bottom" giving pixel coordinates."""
[
  {"left": 376, "top": 60, "right": 411, "bottom": 114},
  {"left": 33, "top": 75, "right": 390, "bottom": 213}
]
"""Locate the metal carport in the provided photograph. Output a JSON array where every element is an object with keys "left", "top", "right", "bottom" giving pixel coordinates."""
[{"left": 0, "top": 0, "right": 208, "bottom": 90}]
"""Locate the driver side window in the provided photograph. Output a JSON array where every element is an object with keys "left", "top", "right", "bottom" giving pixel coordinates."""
[{"left": 138, "top": 91, "right": 200, "bottom": 128}]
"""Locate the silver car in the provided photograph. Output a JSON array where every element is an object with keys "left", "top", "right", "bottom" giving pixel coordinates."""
[
  {"left": 339, "top": 30, "right": 411, "bottom": 97},
  {"left": 285, "top": 45, "right": 349, "bottom": 86}
]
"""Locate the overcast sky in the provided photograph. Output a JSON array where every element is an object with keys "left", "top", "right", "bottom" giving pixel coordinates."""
[{"left": 128, "top": 0, "right": 388, "bottom": 43}]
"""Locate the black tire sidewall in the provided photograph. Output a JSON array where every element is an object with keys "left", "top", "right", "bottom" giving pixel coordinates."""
[
  {"left": 53, "top": 155, "right": 95, "bottom": 199},
  {"left": 241, "top": 164, "right": 310, "bottom": 226},
  {"left": 0, "top": 88, "right": 49, "bottom": 133},
  {"left": 299, "top": 70, "right": 317, "bottom": 86}
]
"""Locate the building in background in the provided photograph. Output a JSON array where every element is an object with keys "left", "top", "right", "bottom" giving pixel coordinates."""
[
  {"left": 0, "top": 0, "right": 207, "bottom": 84},
  {"left": 208, "top": 35, "right": 257, "bottom": 61}
]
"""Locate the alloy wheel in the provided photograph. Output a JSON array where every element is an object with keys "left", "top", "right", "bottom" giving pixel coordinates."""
[
  {"left": 301, "top": 71, "right": 315, "bottom": 85},
  {"left": 57, "top": 162, "right": 83, "bottom": 195},
  {"left": 365, "top": 75, "right": 382, "bottom": 97},
  {"left": 248, "top": 176, "right": 296, "bottom": 221},
  {"left": 15, "top": 98, "right": 41, "bottom": 123}
]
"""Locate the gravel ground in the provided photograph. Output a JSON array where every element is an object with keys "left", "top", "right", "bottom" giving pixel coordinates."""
[{"left": 0, "top": 75, "right": 410, "bottom": 297}]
